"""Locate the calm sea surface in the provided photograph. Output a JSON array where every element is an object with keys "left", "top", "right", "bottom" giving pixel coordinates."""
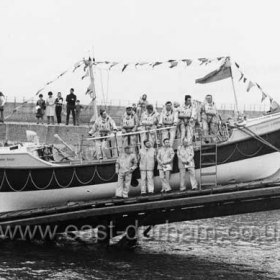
[{"left": 1, "top": 210, "right": 280, "bottom": 280}]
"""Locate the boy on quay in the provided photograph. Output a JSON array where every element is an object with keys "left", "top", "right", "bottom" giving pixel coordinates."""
[
  {"left": 75, "top": 100, "right": 83, "bottom": 126},
  {"left": 35, "top": 94, "right": 46, "bottom": 124}
]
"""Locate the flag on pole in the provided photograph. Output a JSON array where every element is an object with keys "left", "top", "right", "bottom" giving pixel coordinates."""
[{"left": 195, "top": 58, "right": 232, "bottom": 84}]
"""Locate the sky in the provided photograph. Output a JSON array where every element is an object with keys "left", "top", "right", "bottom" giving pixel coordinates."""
[{"left": 0, "top": 0, "right": 279, "bottom": 110}]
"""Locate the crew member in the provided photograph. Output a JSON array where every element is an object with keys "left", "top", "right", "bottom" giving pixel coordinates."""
[
  {"left": 201, "top": 94, "right": 219, "bottom": 142},
  {"left": 137, "top": 94, "right": 149, "bottom": 108},
  {"left": 159, "top": 101, "right": 178, "bottom": 147},
  {"left": 177, "top": 138, "right": 198, "bottom": 191},
  {"left": 139, "top": 104, "right": 158, "bottom": 146},
  {"left": 89, "top": 109, "right": 117, "bottom": 159},
  {"left": 139, "top": 140, "right": 156, "bottom": 195},
  {"left": 157, "top": 138, "right": 175, "bottom": 193},
  {"left": 173, "top": 101, "right": 181, "bottom": 140},
  {"left": 178, "top": 95, "right": 197, "bottom": 143},
  {"left": 115, "top": 146, "right": 138, "bottom": 198},
  {"left": 121, "top": 106, "right": 138, "bottom": 148}
]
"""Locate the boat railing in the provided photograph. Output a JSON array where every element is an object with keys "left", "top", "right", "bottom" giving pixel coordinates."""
[{"left": 74, "top": 124, "right": 230, "bottom": 161}]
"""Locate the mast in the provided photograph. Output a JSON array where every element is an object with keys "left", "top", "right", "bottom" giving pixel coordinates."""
[
  {"left": 87, "top": 57, "right": 98, "bottom": 123},
  {"left": 229, "top": 57, "right": 240, "bottom": 115}
]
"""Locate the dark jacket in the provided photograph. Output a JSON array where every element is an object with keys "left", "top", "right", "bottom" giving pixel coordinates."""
[{"left": 66, "top": 93, "right": 77, "bottom": 107}]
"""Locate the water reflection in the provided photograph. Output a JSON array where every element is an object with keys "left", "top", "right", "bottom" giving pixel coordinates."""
[{"left": 0, "top": 210, "right": 280, "bottom": 280}]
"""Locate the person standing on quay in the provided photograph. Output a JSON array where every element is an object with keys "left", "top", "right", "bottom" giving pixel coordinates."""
[
  {"left": 0, "top": 92, "right": 6, "bottom": 123},
  {"left": 35, "top": 94, "right": 46, "bottom": 124},
  {"left": 45, "top": 91, "right": 55, "bottom": 125},
  {"left": 55, "top": 92, "right": 63, "bottom": 124},
  {"left": 66, "top": 88, "right": 77, "bottom": 125},
  {"left": 115, "top": 146, "right": 138, "bottom": 198}
]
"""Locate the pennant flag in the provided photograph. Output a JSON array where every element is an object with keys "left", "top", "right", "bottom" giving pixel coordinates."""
[
  {"left": 246, "top": 81, "right": 255, "bottom": 92},
  {"left": 235, "top": 62, "right": 240, "bottom": 68},
  {"left": 35, "top": 88, "right": 44, "bottom": 95},
  {"left": 181, "top": 59, "right": 192, "bottom": 66},
  {"left": 271, "top": 99, "right": 280, "bottom": 111},
  {"left": 73, "top": 61, "right": 82, "bottom": 72},
  {"left": 169, "top": 61, "right": 178, "bottom": 68},
  {"left": 58, "top": 71, "right": 67, "bottom": 78},
  {"left": 85, "top": 80, "right": 96, "bottom": 99},
  {"left": 46, "top": 81, "right": 53, "bottom": 86},
  {"left": 243, "top": 77, "right": 247, "bottom": 83},
  {"left": 122, "top": 64, "right": 129, "bottom": 72},
  {"left": 239, "top": 73, "right": 244, "bottom": 81},
  {"left": 256, "top": 83, "right": 261, "bottom": 89},
  {"left": 81, "top": 69, "right": 89, "bottom": 80},
  {"left": 153, "top": 62, "right": 162, "bottom": 68},
  {"left": 109, "top": 62, "right": 118, "bottom": 70},
  {"left": 198, "top": 58, "right": 208, "bottom": 65},
  {"left": 261, "top": 91, "right": 267, "bottom": 102},
  {"left": 195, "top": 58, "right": 232, "bottom": 84}
]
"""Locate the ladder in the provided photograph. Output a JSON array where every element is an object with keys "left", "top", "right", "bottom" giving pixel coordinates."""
[{"left": 199, "top": 136, "right": 218, "bottom": 190}]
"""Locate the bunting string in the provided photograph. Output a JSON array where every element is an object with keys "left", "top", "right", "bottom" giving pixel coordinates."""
[
  {"left": 4, "top": 60, "right": 84, "bottom": 120},
  {"left": 233, "top": 62, "right": 279, "bottom": 110}
]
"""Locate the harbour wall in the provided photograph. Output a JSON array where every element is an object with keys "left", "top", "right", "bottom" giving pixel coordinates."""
[
  {"left": 3, "top": 102, "right": 264, "bottom": 126},
  {"left": 0, "top": 102, "right": 265, "bottom": 145}
]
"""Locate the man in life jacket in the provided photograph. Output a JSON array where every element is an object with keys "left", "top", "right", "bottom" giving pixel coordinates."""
[
  {"left": 177, "top": 137, "right": 198, "bottom": 191},
  {"left": 115, "top": 146, "right": 138, "bottom": 198},
  {"left": 178, "top": 95, "right": 197, "bottom": 143},
  {"left": 157, "top": 138, "right": 175, "bottom": 193},
  {"left": 139, "top": 140, "right": 156, "bottom": 195},
  {"left": 201, "top": 94, "right": 219, "bottom": 142},
  {"left": 139, "top": 104, "right": 158, "bottom": 146},
  {"left": 121, "top": 106, "right": 139, "bottom": 149},
  {"left": 159, "top": 101, "right": 178, "bottom": 147},
  {"left": 88, "top": 109, "right": 117, "bottom": 159}
]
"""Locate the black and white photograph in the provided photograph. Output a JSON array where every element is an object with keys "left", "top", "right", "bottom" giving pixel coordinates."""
[{"left": 0, "top": 0, "right": 280, "bottom": 279}]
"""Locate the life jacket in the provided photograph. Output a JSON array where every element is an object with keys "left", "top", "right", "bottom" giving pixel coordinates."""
[
  {"left": 204, "top": 102, "right": 217, "bottom": 116},
  {"left": 161, "top": 110, "right": 176, "bottom": 125},
  {"left": 97, "top": 117, "right": 112, "bottom": 133},
  {"left": 178, "top": 105, "right": 193, "bottom": 119},
  {"left": 141, "top": 111, "right": 157, "bottom": 127},
  {"left": 122, "top": 113, "right": 137, "bottom": 129}
]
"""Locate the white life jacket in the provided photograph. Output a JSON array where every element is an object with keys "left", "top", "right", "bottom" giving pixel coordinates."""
[
  {"left": 178, "top": 105, "right": 193, "bottom": 119},
  {"left": 161, "top": 110, "right": 176, "bottom": 125},
  {"left": 122, "top": 113, "right": 136, "bottom": 129},
  {"left": 204, "top": 102, "right": 217, "bottom": 116}
]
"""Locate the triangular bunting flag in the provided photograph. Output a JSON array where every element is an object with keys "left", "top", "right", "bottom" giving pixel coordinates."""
[
  {"left": 109, "top": 62, "right": 118, "bottom": 70},
  {"left": 261, "top": 91, "right": 267, "bottom": 102},
  {"left": 181, "top": 59, "right": 192, "bottom": 66},
  {"left": 169, "top": 61, "right": 178, "bottom": 68},
  {"left": 239, "top": 73, "right": 244, "bottom": 81},
  {"left": 246, "top": 81, "right": 255, "bottom": 92},
  {"left": 153, "top": 62, "right": 162, "bottom": 68},
  {"left": 235, "top": 62, "right": 240, "bottom": 68},
  {"left": 81, "top": 70, "right": 89, "bottom": 80},
  {"left": 243, "top": 77, "right": 247, "bottom": 83},
  {"left": 122, "top": 64, "right": 129, "bottom": 72}
]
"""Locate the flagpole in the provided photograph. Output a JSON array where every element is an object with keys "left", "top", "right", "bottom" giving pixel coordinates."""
[{"left": 229, "top": 57, "right": 240, "bottom": 115}]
